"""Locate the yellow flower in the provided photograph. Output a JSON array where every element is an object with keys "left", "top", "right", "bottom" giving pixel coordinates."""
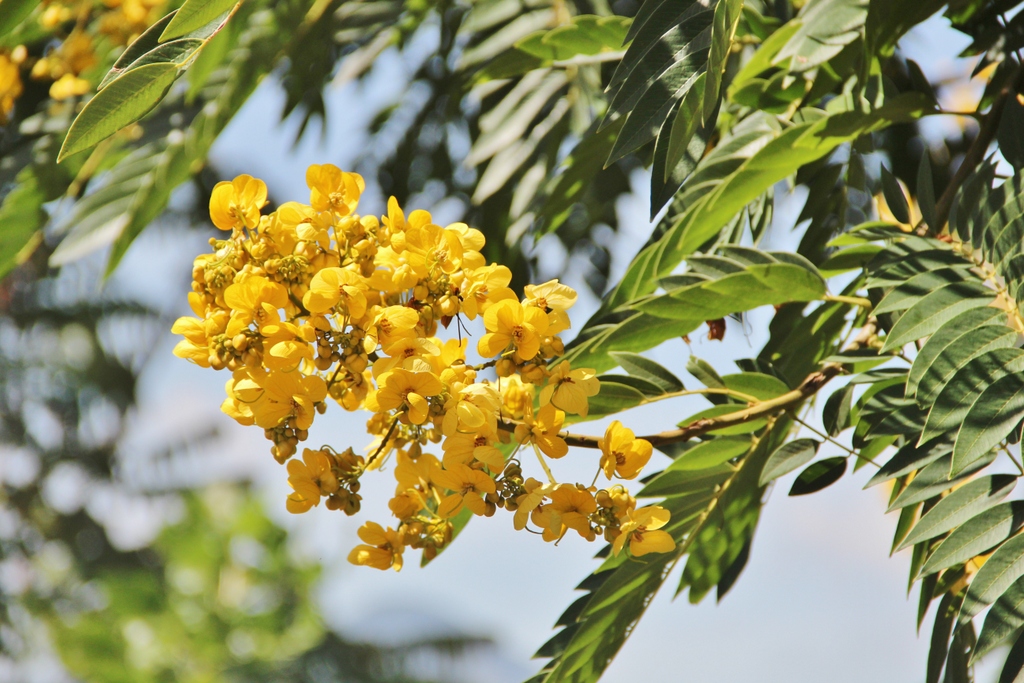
[
  {"left": 210, "top": 174, "right": 268, "bottom": 231},
  {"left": 599, "top": 420, "right": 652, "bottom": 480},
  {"left": 612, "top": 506, "right": 675, "bottom": 557},
  {"left": 49, "top": 73, "right": 89, "bottom": 100},
  {"left": 524, "top": 279, "right": 577, "bottom": 333},
  {"left": 478, "top": 299, "right": 549, "bottom": 361},
  {"left": 0, "top": 52, "right": 21, "bottom": 123},
  {"left": 223, "top": 275, "right": 288, "bottom": 336},
  {"left": 434, "top": 463, "right": 496, "bottom": 517},
  {"left": 234, "top": 369, "right": 327, "bottom": 430},
  {"left": 364, "top": 305, "right": 420, "bottom": 352},
  {"left": 286, "top": 449, "right": 339, "bottom": 513},
  {"left": 441, "top": 432, "right": 506, "bottom": 472},
  {"left": 540, "top": 361, "right": 600, "bottom": 417},
  {"left": 405, "top": 222, "right": 464, "bottom": 275},
  {"left": 302, "top": 267, "right": 368, "bottom": 317},
  {"left": 376, "top": 368, "right": 443, "bottom": 424},
  {"left": 548, "top": 484, "right": 597, "bottom": 539},
  {"left": 306, "top": 163, "right": 364, "bottom": 215},
  {"left": 458, "top": 264, "right": 515, "bottom": 320},
  {"left": 513, "top": 478, "right": 553, "bottom": 531},
  {"left": 348, "top": 522, "right": 404, "bottom": 571},
  {"left": 441, "top": 383, "right": 501, "bottom": 438},
  {"left": 515, "top": 404, "right": 568, "bottom": 459}
]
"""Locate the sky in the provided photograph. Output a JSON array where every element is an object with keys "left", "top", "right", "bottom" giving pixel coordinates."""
[{"left": 55, "top": 8, "right": 1018, "bottom": 683}]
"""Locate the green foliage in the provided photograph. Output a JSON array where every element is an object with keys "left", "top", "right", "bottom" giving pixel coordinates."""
[{"left": 18, "top": 0, "right": 1024, "bottom": 681}]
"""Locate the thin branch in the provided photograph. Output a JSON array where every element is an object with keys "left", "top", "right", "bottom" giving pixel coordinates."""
[
  {"left": 928, "top": 61, "right": 1024, "bottom": 234},
  {"left": 562, "top": 364, "right": 843, "bottom": 449},
  {"left": 824, "top": 294, "right": 873, "bottom": 309},
  {"left": 367, "top": 417, "right": 400, "bottom": 467}
]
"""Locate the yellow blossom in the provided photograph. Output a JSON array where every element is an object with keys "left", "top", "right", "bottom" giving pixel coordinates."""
[
  {"left": 224, "top": 275, "right": 288, "bottom": 336},
  {"left": 599, "top": 420, "right": 653, "bottom": 480},
  {"left": 303, "top": 267, "right": 368, "bottom": 317},
  {"left": 478, "top": 299, "right": 549, "bottom": 361},
  {"left": 348, "top": 522, "right": 404, "bottom": 571},
  {"left": 434, "top": 463, "right": 496, "bottom": 517},
  {"left": 286, "top": 449, "right": 339, "bottom": 513},
  {"left": 364, "top": 305, "right": 420, "bottom": 352},
  {"left": 306, "top": 163, "right": 364, "bottom": 215},
  {"left": 612, "top": 506, "right": 675, "bottom": 557},
  {"left": 516, "top": 404, "right": 568, "bottom": 459},
  {"left": 376, "top": 368, "right": 443, "bottom": 424},
  {"left": 548, "top": 485, "right": 597, "bottom": 539},
  {"left": 540, "top": 361, "right": 600, "bottom": 417},
  {"left": 210, "top": 174, "right": 268, "bottom": 231}
]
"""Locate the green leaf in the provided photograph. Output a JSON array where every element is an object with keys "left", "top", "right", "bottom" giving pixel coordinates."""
[
  {"left": 880, "top": 281, "right": 995, "bottom": 353},
  {"left": 898, "top": 475, "right": 1017, "bottom": 551},
  {"left": 922, "top": 348, "right": 1024, "bottom": 445},
  {"left": 906, "top": 307, "right": 1010, "bottom": 402},
  {"left": 0, "top": 0, "right": 37, "bottom": 38},
  {"left": 637, "top": 462, "right": 734, "bottom": 499},
  {"left": 976, "top": 574, "right": 1024, "bottom": 661},
  {"left": 58, "top": 63, "right": 179, "bottom": 162},
  {"left": 823, "top": 384, "right": 854, "bottom": 436},
  {"left": 865, "top": 436, "right": 952, "bottom": 488},
  {"left": 671, "top": 436, "right": 751, "bottom": 471},
  {"left": 702, "top": 0, "right": 742, "bottom": 122},
  {"left": 953, "top": 373, "right": 1024, "bottom": 476},
  {"left": 872, "top": 267, "right": 974, "bottom": 314},
  {"left": 759, "top": 438, "right": 820, "bottom": 485},
  {"left": 866, "top": 0, "right": 945, "bottom": 57},
  {"left": 0, "top": 169, "right": 47, "bottom": 279},
  {"left": 637, "top": 263, "right": 826, "bottom": 320},
  {"left": 161, "top": 0, "right": 237, "bottom": 42},
  {"left": 586, "top": 377, "right": 649, "bottom": 417},
  {"left": 927, "top": 592, "right": 961, "bottom": 683},
  {"left": 999, "top": 632, "right": 1024, "bottom": 683},
  {"left": 774, "top": 0, "right": 867, "bottom": 72},
  {"left": 959, "top": 532, "right": 1024, "bottom": 627},
  {"left": 721, "top": 372, "right": 790, "bottom": 400},
  {"left": 921, "top": 502, "right": 1024, "bottom": 577},
  {"left": 880, "top": 164, "right": 910, "bottom": 223},
  {"left": 594, "top": 93, "right": 933, "bottom": 317},
  {"left": 887, "top": 452, "right": 996, "bottom": 512},
  {"left": 609, "top": 352, "right": 684, "bottom": 393},
  {"left": 788, "top": 457, "right": 846, "bottom": 496}
]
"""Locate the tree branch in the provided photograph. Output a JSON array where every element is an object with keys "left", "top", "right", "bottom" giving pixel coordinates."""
[
  {"left": 929, "top": 61, "right": 1024, "bottom": 234},
  {"left": 561, "top": 319, "right": 878, "bottom": 450},
  {"left": 562, "top": 364, "right": 843, "bottom": 448}
]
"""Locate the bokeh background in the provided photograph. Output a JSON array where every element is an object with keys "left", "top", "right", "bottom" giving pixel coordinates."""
[{"left": 0, "top": 8, "right": 1008, "bottom": 683}]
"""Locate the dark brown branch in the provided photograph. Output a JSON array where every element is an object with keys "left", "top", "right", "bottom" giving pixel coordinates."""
[
  {"left": 562, "top": 364, "right": 843, "bottom": 448},
  {"left": 929, "top": 62, "right": 1024, "bottom": 234},
  {"left": 560, "top": 318, "right": 879, "bottom": 450}
]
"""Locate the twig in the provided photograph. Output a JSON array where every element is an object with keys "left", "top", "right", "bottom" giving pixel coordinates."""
[
  {"left": 560, "top": 364, "right": 843, "bottom": 449},
  {"left": 927, "top": 62, "right": 1024, "bottom": 234},
  {"left": 367, "top": 417, "right": 400, "bottom": 467}
]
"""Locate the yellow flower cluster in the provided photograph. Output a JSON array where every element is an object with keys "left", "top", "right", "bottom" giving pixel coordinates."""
[{"left": 174, "top": 165, "right": 676, "bottom": 568}]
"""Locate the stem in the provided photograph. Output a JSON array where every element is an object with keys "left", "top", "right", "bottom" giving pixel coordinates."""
[
  {"left": 927, "top": 62, "right": 1024, "bottom": 234},
  {"left": 562, "top": 363, "right": 844, "bottom": 449},
  {"left": 367, "top": 417, "right": 399, "bottom": 467},
  {"left": 791, "top": 414, "right": 879, "bottom": 468},
  {"left": 824, "top": 294, "right": 873, "bottom": 309},
  {"left": 1000, "top": 443, "right": 1024, "bottom": 475},
  {"left": 534, "top": 444, "right": 557, "bottom": 485}
]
